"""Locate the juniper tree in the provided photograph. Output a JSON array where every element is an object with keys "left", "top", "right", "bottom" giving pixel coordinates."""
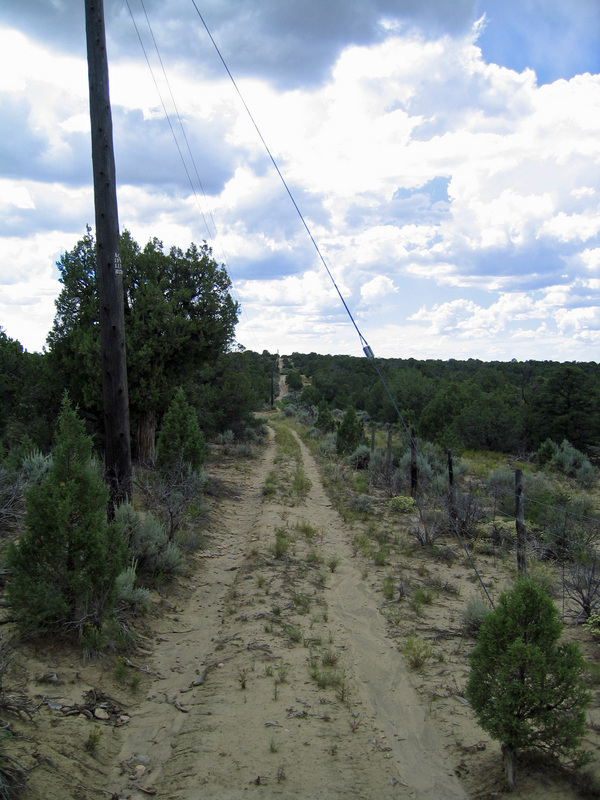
[
  {"left": 336, "top": 406, "right": 362, "bottom": 456},
  {"left": 6, "top": 395, "right": 127, "bottom": 634},
  {"left": 465, "top": 578, "right": 591, "bottom": 788},
  {"left": 48, "top": 230, "right": 239, "bottom": 462}
]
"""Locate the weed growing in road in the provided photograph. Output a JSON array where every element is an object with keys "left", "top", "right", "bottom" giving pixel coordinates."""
[
  {"left": 353, "top": 532, "right": 372, "bottom": 557},
  {"left": 322, "top": 649, "right": 339, "bottom": 667},
  {"left": 272, "top": 528, "right": 290, "bottom": 559},
  {"left": 402, "top": 635, "right": 433, "bottom": 670},
  {"left": 383, "top": 606, "right": 403, "bottom": 626},
  {"left": 269, "top": 735, "right": 279, "bottom": 753},
  {"left": 285, "top": 624, "right": 303, "bottom": 643},
  {"left": 84, "top": 725, "right": 103, "bottom": 755},
  {"left": 309, "top": 665, "right": 344, "bottom": 690},
  {"left": 292, "top": 466, "right": 312, "bottom": 500},
  {"left": 327, "top": 554, "right": 340, "bottom": 573},
  {"left": 261, "top": 475, "right": 277, "bottom": 497},
  {"left": 296, "top": 520, "right": 318, "bottom": 539},
  {"left": 293, "top": 593, "right": 311, "bottom": 614}
]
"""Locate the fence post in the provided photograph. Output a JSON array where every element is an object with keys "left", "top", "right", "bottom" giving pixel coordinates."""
[
  {"left": 410, "top": 428, "right": 418, "bottom": 497},
  {"left": 385, "top": 425, "right": 393, "bottom": 474},
  {"left": 448, "top": 449, "right": 455, "bottom": 522},
  {"left": 371, "top": 423, "right": 376, "bottom": 455},
  {"left": 515, "top": 469, "right": 526, "bottom": 574}
]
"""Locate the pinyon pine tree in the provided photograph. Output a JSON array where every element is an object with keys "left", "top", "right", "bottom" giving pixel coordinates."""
[
  {"left": 465, "top": 578, "right": 591, "bottom": 788},
  {"left": 7, "top": 395, "right": 127, "bottom": 634}
]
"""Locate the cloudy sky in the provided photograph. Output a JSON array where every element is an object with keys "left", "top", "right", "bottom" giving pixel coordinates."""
[{"left": 1, "top": 0, "right": 600, "bottom": 361}]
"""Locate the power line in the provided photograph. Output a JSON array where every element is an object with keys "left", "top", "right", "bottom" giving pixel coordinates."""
[
  {"left": 123, "top": 0, "right": 262, "bottom": 353},
  {"left": 189, "top": 2, "right": 497, "bottom": 605}
]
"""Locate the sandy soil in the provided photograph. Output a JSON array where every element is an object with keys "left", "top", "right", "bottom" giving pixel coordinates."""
[{"left": 3, "top": 407, "right": 600, "bottom": 799}]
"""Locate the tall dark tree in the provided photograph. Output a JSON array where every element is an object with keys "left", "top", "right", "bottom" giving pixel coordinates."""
[
  {"left": 0, "top": 328, "right": 57, "bottom": 455},
  {"left": 48, "top": 230, "right": 239, "bottom": 462},
  {"left": 530, "top": 365, "right": 600, "bottom": 451}
]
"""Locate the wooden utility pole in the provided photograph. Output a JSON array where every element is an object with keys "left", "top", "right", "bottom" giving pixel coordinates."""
[{"left": 85, "top": 0, "right": 132, "bottom": 513}]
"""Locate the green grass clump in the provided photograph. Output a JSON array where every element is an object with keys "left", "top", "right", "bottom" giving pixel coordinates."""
[
  {"left": 327, "top": 554, "right": 340, "bottom": 573},
  {"left": 284, "top": 624, "right": 303, "bottom": 643},
  {"left": 309, "top": 665, "right": 344, "bottom": 689},
  {"left": 272, "top": 528, "right": 291, "bottom": 559},
  {"left": 292, "top": 466, "right": 312, "bottom": 499},
  {"left": 402, "top": 635, "right": 433, "bottom": 670},
  {"left": 382, "top": 574, "right": 396, "bottom": 601},
  {"left": 411, "top": 586, "right": 435, "bottom": 615}
]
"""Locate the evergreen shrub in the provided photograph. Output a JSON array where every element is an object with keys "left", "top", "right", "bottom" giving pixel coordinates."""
[
  {"left": 336, "top": 407, "right": 362, "bottom": 456},
  {"left": 7, "top": 395, "right": 127, "bottom": 634},
  {"left": 156, "top": 387, "right": 206, "bottom": 474},
  {"left": 466, "top": 577, "right": 591, "bottom": 786}
]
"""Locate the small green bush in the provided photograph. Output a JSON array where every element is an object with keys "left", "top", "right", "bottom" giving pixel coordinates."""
[
  {"left": 115, "top": 504, "right": 184, "bottom": 577},
  {"left": 461, "top": 594, "right": 490, "bottom": 636},
  {"left": 347, "top": 445, "right": 370, "bottom": 470},
  {"left": 349, "top": 495, "right": 374, "bottom": 515},
  {"left": 387, "top": 495, "right": 415, "bottom": 514},
  {"left": 315, "top": 403, "right": 334, "bottom": 433},
  {"left": 115, "top": 564, "right": 151, "bottom": 613},
  {"left": 272, "top": 528, "right": 291, "bottom": 559},
  {"left": 402, "top": 635, "right": 433, "bottom": 670},
  {"left": 537, "top": 438, "right": 558, "bottom": 466}
]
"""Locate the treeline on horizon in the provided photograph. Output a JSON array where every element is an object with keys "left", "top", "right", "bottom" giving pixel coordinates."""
[
  {"left": 285, "top": 352, "right": 600, "bottom": 459},
  {"left": 3, "top": 323, "right": 599, "bottom": 462}
]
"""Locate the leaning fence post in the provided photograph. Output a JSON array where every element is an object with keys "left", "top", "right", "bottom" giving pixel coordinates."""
[{"left": 515, "top": 469, "right": 526, "bottom": 574}]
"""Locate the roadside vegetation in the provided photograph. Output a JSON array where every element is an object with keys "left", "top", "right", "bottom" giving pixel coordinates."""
[
  {"left": 2, "top": 271, "right": 600, "bottom": 796},
  {"left": 274, "top": 358, "right": 600, "bottom": 793}
]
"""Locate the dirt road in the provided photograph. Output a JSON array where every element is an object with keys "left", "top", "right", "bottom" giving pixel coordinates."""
[{"left": 104, "top": 424, "right": 467, "bottom": 799}]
